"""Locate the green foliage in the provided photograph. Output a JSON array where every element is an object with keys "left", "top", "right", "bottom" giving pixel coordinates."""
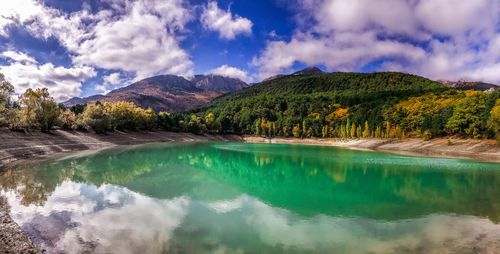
[
  {"left": 445, "top": 93, "right": 489, "bottom": 138},
  {"left": 70, "top": 104, "right": 86, "bottom": 115}
]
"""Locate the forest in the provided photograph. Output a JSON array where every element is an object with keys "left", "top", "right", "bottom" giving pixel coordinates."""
[{"left": 1, "top": 72, "right": 500, "bottom": 143}]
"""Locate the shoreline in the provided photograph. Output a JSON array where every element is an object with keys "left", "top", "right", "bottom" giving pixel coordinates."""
[
  {"left": 243, "top": 136, "right": 500, "bottom": 162},
  {"left": 0, "top": 129, "right": 242, "bottom": 170},
  {"left": 0, "top": 129, "right": 242, "bottom": 253},
  {"left": 1, "top": 130, "right": 499, "bottom": 253}
]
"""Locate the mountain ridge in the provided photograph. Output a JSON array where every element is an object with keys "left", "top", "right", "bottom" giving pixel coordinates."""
[{"left": 64, "top": 74, "right": 248, "bottom": 112}]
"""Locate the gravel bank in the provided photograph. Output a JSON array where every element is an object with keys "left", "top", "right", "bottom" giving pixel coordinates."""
[{"left": 244, "top": 136, "right": 500, "bottom": 162}]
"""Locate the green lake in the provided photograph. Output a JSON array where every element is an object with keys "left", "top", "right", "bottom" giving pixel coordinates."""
[{"left": 1, "top": 142, "right": 499, "bottom": 253}]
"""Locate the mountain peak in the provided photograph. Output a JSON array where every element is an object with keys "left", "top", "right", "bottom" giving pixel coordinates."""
[
  {"left": 63, "top": 74, "right": 248, "bottom": 112},
  {"left": 292, "top": 67, "right": 325, "bottom": 76}
]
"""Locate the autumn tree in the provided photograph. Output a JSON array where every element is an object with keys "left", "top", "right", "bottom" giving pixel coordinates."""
[
  {"left": 292, "top": 124, "right": 301, "bottom": 138},
  {"left": 0, "top": 73, "right": 14, "bottom": 108},
  {"left": 76, "top": 103, "right": 111, "bottom": 133},
  {"left": 362, "top": 121, "right": 370, "bottom": 138},
  {"left": 59, "top": 109, "right": 76, "bottom": 130},
  {"left": 18, "top": 88, "right": 60, "bottom": 132},
  {"left": 488, "top": 99, "right": 500, "bottom": 143}
]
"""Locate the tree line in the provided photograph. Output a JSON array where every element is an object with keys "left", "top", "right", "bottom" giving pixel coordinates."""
[{"left": 1, "top": 72, "right": 500, "bottom": 143}]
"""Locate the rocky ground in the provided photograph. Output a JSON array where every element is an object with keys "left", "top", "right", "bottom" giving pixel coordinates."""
[
  {"left": 0, "top": 196, "right": 41, "bottom": 253},
  {"left": 0, "top": 128, "right": 242, "bottom": 169}
]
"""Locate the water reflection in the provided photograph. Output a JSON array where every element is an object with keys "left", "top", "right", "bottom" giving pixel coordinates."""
[{"left": 1, "top": 142, "right": 500, "bottom": 253}]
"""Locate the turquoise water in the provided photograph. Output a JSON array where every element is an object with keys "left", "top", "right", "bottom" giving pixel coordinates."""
[{"left": 1, "top": 142, "right": 499, "bottom": 253}]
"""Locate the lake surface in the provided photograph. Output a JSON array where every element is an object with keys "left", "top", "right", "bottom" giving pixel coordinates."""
[{"left": 1, "top": 142, "right": 499, "bottom": 254}]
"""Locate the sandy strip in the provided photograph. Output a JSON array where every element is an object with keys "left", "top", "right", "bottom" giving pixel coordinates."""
[{"left": 243, "top": 136, "right": 500, "bottom": 162}]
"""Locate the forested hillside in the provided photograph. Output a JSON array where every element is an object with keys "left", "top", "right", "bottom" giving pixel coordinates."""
[{"left": 169, "top": 72, "right": 500, "bottom": 142}]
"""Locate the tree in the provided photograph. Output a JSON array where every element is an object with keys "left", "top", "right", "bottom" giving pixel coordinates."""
[
  {"left": 109, "top": 101, "right": 137, "bottom": 130},
  {"left": 356, "top": 124, "right": 361, "bottom": 138},
  {"left": 374, "top": 126, "right": 381, "bottom": 138},
  {"left": 350, "top": 122, "right": 356, "bottom": 138},
  {"left": 0, "top": 73, "right": 14, "bottom": 108},
  {"left": 446, "top": 93, "right": 487, "bottom": 138},
  {"left": 362, "top": 121, "right": 370, "bottom": 138},
  {"left": 488, "top": 99, "right": 500, "bottom": 143},
  {"left": 302, "top": 120, "right": 307, "bottom": 138},
  {"left": 59, "top": 109, "right": 76, "bottom": 130},
  {"left": 18, "top": 88, "right": 60, "bottom": 132},
  {"left": 292, "top": 124, "right": 301, "bottom": 138},
  {"left": 395, "top": 125, "right": 403, "bottom": 139},
  {"left": 385, "top": 122, "right": 391, "bottom": 138},
  {"left": 205, "top": 113, "right": 216, "bottom": 132},
  {"left": 76, "top": 103, "right": 111, "bottom": 133}
]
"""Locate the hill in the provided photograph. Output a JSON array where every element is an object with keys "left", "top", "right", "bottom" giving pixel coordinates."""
[
  {"left": 208, "top": 71, "right": 445, "bottom": 107},
  {"left": 176, "top": 70, "right": 498, "bottom": 141},
  {"left": 64, "top": 74, "right": 248, "bottom": 112}
]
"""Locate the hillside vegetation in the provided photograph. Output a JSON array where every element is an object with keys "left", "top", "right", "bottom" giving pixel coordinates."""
[
  {"left": 179, "top": 72, "right": 500, "bottom": 142},
  {"left": 1, "top": 71, "right": 500, "bottom": 143}
]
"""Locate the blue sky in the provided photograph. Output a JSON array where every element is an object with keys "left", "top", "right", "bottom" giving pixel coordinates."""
[{"left": 1, "top": 0, "right": 499, "bottom": 101}]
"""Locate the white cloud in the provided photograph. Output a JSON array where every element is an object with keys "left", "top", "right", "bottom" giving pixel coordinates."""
[
  {"left": 0, "top": 51, "right": 96, "bottom": 102},
  {"left": 103, "top": 72, "right": 122, "bottom": 85},
  {"left": 0, "top": 0, "right": 194, "bottom": 81},
  {"left": 254, "top": 0, "right": 500, "bottom": 84},
  {"left": 95, "top": 72, "right": 126, "bottom": 95},
  {"left": 209, "top": 64, "right": 250, "bottom": 82},
  {"left": 1, "top": 51, "right": 37, "bottom": 64},
  {"left": 200, "top": 1, "right": 253, "bottom": 40},
  {"left": 0, "top": 0, "right": 46, "bottom": 36}
]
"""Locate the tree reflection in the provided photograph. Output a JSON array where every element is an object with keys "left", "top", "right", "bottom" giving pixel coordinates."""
[{"left": 1, "top": 142, "right": 499, "bottom": 223}]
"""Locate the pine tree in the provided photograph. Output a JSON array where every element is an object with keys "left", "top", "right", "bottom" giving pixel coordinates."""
[
  {"left": 356, "top": 124, "right": 362, "bottom": 138},
  {"left": 302, "top": 120, "right": 307, "bottom": 138},
  {"left": 350, "top": 122, "right": 356, "bottom": 138},
  {"left": 362, "top": 120, "right": 370, "bottom": 138},
  {"left": 346, "top": 119, "right": 351, "bottom": 137},
  {"left": 385, "top": 122, "right": 391, "bottom": 138}
]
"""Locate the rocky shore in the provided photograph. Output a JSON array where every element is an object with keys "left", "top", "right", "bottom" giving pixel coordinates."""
[{"left": 0, "top": 129, "right": 242, "bottom": 170}]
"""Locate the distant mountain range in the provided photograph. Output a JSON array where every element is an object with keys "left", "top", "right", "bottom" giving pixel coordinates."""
[
  {"left": 439, "top": 80, "right": 499, "bottom": 92},
  {"left": 64, "top": 74, "right": 248, "bottom": 112},
  {"left": 64, "top": 67, "right": 499, "bottom": 113}
]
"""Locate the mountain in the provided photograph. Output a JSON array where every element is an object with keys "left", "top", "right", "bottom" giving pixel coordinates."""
[
  {"left": 291, "top": 66, "right": 325, "bottom": 76},
  {"left": 208, "top": 72, "right": 446, "bottom": 107},
  {"left": 439, "top": 80, "right": 499, "bottom": 92},
  {"left": 64, "top": 74, "right": 248, "bottom": 112},
  {"left": 262, "top": 66, "right": 325, "bottom": 82}
]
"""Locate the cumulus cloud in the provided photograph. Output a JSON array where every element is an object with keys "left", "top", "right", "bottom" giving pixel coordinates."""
[
  {"left": 254, "top": 0, "right": 500, "bottom": 83},
  {"left": 209, "top": 64, "right": 250, "bottom": 82},
  {"left": 200, "top": 1, "right": 253, "bottom": 40},
  {"left": 0, "top": 0, "right": 46, "bottom": 36},
  {"left": 1, "top": 0, "right": 194, "bottom": 81},
  {"left": 96, "top": 72, "right": 125, "bottom": 94},
  {"left": 0, "top": 51, "right": 96, "bottom": 101}
]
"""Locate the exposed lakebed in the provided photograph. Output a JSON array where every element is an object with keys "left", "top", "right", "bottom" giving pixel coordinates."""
[{"left": 1, "top": 142, "right": 499, "bottom": 253}]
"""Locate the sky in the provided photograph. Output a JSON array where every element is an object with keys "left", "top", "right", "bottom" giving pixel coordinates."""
[{"left": 0, "top": 0, "right": 500, "bottom": 102}]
